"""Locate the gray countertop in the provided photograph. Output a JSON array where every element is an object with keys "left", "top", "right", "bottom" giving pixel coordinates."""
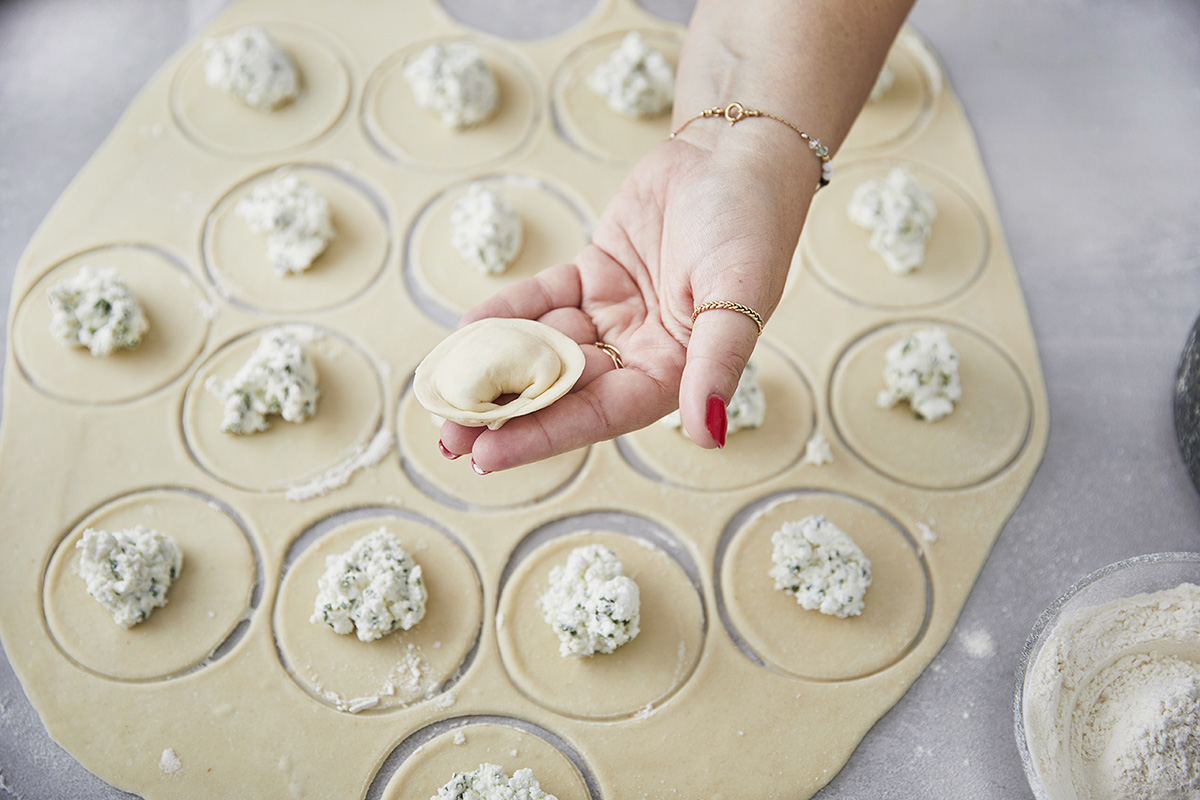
[{"left": 3, "top": 1, "right": 1200, "bottom": 798}]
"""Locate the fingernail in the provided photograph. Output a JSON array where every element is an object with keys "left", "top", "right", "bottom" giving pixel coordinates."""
[
  {"left": 706, "top": 395, "right": 727, "bottom": 448},
  {"left": 438, "top": 439, "right": 460, "bottom": 460},
  {"left": 471, "top": 459, "right": 490, "bottom": 476}
]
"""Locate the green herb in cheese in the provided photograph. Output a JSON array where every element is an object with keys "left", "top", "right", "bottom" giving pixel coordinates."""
[
  {"left": 876, "top": 327, "right": 962, "bottom": 422},
  {"left": 76, "top": 526, "right": 182, "bottom": 628},
  {"left": 660, "top": 360, "right": 765, "bottom": 436},
  {"left": 769, "top": 514, "right": 872, "bottom": 618},
  {"left": 847, "top": 166, "right": 937, "bottom": 275},
  {"left": 539, "top": 544, "right": 640, "bottom": 658},
  {"left": 203, "top": 26, "right": 299, "bottom": 111},
  {"left": 450, "top": 183, "right": 523, "bottom": 275},
  {"left": 310, "top": 528, "right": 427, "bottom": 643},
  {"left": 433, "top": 763, "right": 557, "bottom": 800},
  {"left": 236, "top": 173, "right": 335, "bottom": 276},
  {"left": 403, "top": 43, "right": 498, "bottom": 130},
  {"left": 47, "top": 266, "right": 149, "bottom": 357},
  {"left": 205, "top": 328, "right": 320, "bottom": 435},
  {"left": 586, "top": 31, "right": 674, "bottom": 117}
]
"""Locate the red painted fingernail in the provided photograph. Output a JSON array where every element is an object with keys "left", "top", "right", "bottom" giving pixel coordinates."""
[
  {"left": 471, "top": 459, "right": 490, "bottom": 476},
  {"left": 706, "top": 395, "right": 727, "bottom": 448},
  {"left": 438, "top": 439, "right": 460, "bottom": 460}
]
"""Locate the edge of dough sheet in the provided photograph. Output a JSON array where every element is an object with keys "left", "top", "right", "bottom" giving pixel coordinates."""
[{"left": 0, "top": 0, "right": 1048, "bottom": 798}]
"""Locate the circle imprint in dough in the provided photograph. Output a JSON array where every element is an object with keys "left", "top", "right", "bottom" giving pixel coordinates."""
[
  {"left": 840, "top": 31, "right": 938, "bottom": 152},
  {"left": 397, "top": 384, "right": 588, "bottom": 510},
  {"left": 619, "top": 341, "right": 815, "bottom": 490},
  {"left": 718, "top": 492, "right": 931, "bottom": 681},
  {"left": 170, "top": 23, "right": 351, "bottom": 157},
  {"left": 551, "top": 29, "right": 681, "bottom": 165},
  {"left": 830, "top": 321, "right": 1032, "bottom": 490},
  {"left": 800, "top": 160, "right": 988, "bottom": 309},
  {"left": 42, "top": 488, "right": 259, "bottom": 681},
  {"left": 371, "top": 719, "right": 593, "bottom": 800},
  {"left": 273, "top": 512, "right": 482, "bottom": 714},
  {"left": 406, "top": 175, "right": 592, "bottom": 320},
  {"left": 12, "top": 245, "right": 210, "bottom": 405},
  {"left": 497, "top": 522, "right": 705, "bottom": 720},
  {"left": 363, "top": 38, "right": 539, "bottom": 171},
  {"left": 182, "top": 325, "right": 384, "bottom": 492},
  {"left": 203, "top": 165, "right": 390, "bottom": 314}
]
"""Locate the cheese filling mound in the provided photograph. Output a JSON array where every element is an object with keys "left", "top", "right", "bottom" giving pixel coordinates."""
[
  {"left": 236, "top": 173, "right": 335, "bottom": 276},
  {"left": 661, "top": 360, "right": 765, "bottom": 436},
  {"left": 203, "top": 26, "right": 299, "bottom": 111},
  {"left": 433, "top": 763, "right": 557, "bottom": 800},
  {"left": 205, "top": 328, "right": 321, "bottom": 435},
  {"left": 310, "top": 528, "right": 427, "bottom": 643},
  {"left": 404, "top": 42, "right": 498, "bottom": 130},
  {"left": 539, "top": 544, "right": 640, "bottom": 657},
  {"left": 876, "top": 327, "right": 962, "bottom": 422},
  {"left": 847, "top": 166, "right": 937, "bottom": 275},
  {"left": 48, "top": 266, "right": 149, "bottom": 357},
  {"left": 77, "top": 526, "right": 183, "bottom": 628},
  {"left": 586, "top": 31, "right": 675, "bottom": 117},
  {"left": 450, "top": 183, "right": 524, "bottom": 275},
  {"left": 769, "top": 514, "right": 872, "bottom": 618}
]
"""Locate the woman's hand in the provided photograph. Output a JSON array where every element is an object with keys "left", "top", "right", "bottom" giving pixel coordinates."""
[{"left": 438, "top": 125, "right": 818, "bottom": 472}]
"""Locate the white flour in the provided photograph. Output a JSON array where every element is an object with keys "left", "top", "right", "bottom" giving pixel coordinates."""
[{"left": 1024, "top": 582, "right": 1200, "bottom": 799}]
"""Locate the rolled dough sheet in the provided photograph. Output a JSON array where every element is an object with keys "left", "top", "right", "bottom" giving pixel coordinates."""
[
  {"left": 496, "top": 530, "right": 705, "bottom": 719},
  {"left": 204, "top": 165, "right": 390, "bottom": 313},
  {"left": 801, "top": 160, "right": 989, "bottom": 309},
  {"left": 182, "top": 326, "right": 384, "bottom": 492},
  {"left": 551, "top": 29, "right": 681, "bottom": 165},
  {"left": 43, "top": 488, "right": 256, "bottom": 681},
  {"left": 170, "top": 23, "right": 352, "bottom": 156},
  {"left": 0, "top": 1, "right": 1049, "bottom": 798},
  {"left": 13, "top": 246, "right": 211, "bottom": 404},
  {"left": 274, "top": 515, "right": 482, "bottom": 712},
  {"left": 840, "top": 30, "right": 938, "bottom": 152},
  {"left": 830, "top": 321, "right": 1032, "bottom": 490},
  {"left": 409, "top": 176, "right": 592, "bottom": 318},
  {"left": 364, "top": 37, "right": 539, "bottom": 170},
  {"left": 720, "top": 492, "right": 930, "bottom": 681}
]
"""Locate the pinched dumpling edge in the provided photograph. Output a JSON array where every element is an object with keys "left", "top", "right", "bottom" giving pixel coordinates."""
[{"left": 413, "top": 318, "right": 585, "bottom": 430}]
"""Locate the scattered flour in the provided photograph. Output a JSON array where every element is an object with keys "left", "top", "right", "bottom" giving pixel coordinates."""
[
  {"left": 159, "top": 748, "right": 182, "bottom": 775},
  {"left": 961, "top": 629, "right": 995, "bottom": 659},
  {"left": 285, "top": 428, "right": 395, "bottom": 501}
]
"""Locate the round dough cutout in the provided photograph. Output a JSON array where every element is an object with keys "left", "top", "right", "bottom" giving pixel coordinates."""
[
  {"left": 12, "top": 245, "right": 210, "bottom": 404},
  {"left": 376, "top": 721, "right": 591, "bottom": 800},
  {"left": 497, "top": 530, "right": 704, "bottom": 719},
  {"left": 830, "top": 321, "right": 1031, "bottom": 490},
  {"left": 274, "top": 514, "right": 482, "bottom": 713},
  {"left": 551, "top": 29, "right": 681, "bottom": 165},
  {"left": 170, "top": 23, "right": 351, "bottom": 157},
  {"left": 800, "top": 160, "right": 988, "bottom": 309},
  {"left": 43, "top": 488, "right": 257, "bottom": 681},
  {"left": 398, "top": 387, "right": 588, "bottom": 509},
  {"left": 203, "top": 165, "right": 390, "bottom": 313},
  {"left": 840, "top": 32, "right": 938, "bottom": 152},
  {"left": 363, "top": 38, "right": 538, "bottom": 171},
  {"left": 620, "top": 342, "right": 814, "bottom": 490},
  {"left": 182, "top": 325, "right": 384, "bottom": 492},
  {"left": 408, "top": 176, "right": 591, "bottom": 319},
  {"left": 720, "top": 492, "right": 930, "bottom": 681}
]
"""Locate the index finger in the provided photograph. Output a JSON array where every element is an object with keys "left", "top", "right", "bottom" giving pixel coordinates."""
[
  {"left": 466, "top": 365, "right": 677, "bottom": 472},
  {"left": 458, "top": 262, "right": 583, "bottom": 328}
]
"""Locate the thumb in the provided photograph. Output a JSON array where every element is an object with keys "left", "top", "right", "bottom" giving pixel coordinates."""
[{"left": 678, "top": 300, "right": 765, "bottom": 448}]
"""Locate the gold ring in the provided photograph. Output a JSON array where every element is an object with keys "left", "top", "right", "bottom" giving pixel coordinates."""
[
  {"left": 691, "top": 301, "right": 765, "bottom": 336},
  {"left": 593, "top": 341, "right": 624, "bottom": 369}
]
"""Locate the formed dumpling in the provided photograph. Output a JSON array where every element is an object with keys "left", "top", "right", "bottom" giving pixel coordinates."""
[{"left": 413, "top": 318, "right": 585, "bottom": 430}]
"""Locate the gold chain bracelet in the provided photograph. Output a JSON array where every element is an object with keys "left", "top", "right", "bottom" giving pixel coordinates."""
[{"left": 669, "top": 102, "right": 832, "bottom": 189}]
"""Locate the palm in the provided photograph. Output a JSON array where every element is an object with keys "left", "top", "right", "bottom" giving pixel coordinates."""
[{"left": 441, "top": 138, "right": 808, "bottom": 470}]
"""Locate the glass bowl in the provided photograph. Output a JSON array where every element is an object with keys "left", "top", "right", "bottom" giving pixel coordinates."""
[{"left": 1013, "top": 551, "right": 1200, "bottom": 800}]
